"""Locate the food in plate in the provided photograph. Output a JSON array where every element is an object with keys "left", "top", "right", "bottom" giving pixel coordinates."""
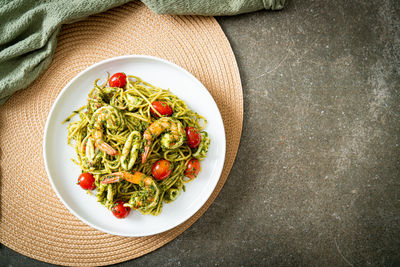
[{"left": 64, "top": 73, "right": 210, "bottom": 218}]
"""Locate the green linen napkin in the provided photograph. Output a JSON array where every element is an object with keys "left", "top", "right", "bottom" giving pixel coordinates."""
[
  {"left": 0, "top": 0, "right": 284, "bottom": 105},
  {"left": 143, "top": 0, "right": 285, "bottom": 15}
]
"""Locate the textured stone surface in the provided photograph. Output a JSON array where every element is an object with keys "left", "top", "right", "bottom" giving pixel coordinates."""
[{"left": 1, "top": 0, "right": 399, "bottom": 265}]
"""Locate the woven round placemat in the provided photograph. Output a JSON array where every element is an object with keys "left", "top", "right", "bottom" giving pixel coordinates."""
[{"left": 0, "top": 2, "right": 242, "bottom": 266}]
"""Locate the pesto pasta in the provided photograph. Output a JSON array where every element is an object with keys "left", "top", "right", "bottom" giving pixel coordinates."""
[{"left": 64, "top": 73, "right": 210, "bottom": 217}]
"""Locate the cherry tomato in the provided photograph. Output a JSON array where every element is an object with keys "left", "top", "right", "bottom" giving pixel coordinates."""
[
  {"left": 150, "top": 101, "right": 173, "bottom": 117},
  {"left": 152, "top": 159, "right": 173, "bottom": 180},
  {"left": 111, "top": 201, "right": 130, "bottom": 219},
  {"left": 77, "top": 172, "right": 96, "bottom": 190},
  {"left": 186, "top": 126, "right": 201, "bottom": 148},
  {"left": 109, "top": 72, "right": 127, "bottom": 88},
  {"left": 184, "top": 158, "right": 200, "bottom": 179}
]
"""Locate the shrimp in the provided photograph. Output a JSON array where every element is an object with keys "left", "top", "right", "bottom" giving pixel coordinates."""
[
  {"left": 141, "top": 117, "right": 185, "bottom": 163},
  {"left": 82, "top": 136, "right": 103, "bottom": 167},
  {"left": 90, "top": 105, "right": 124, "bottom": 156},
  {"left": 101, "top": 171, "right": 160, "bottom": 213},
  {"left": 120, "top": 131, "right": 141, "bottom": 170}
]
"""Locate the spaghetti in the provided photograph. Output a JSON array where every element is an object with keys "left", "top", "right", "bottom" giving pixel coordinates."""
[{"left": 64, "top": 74, "right": 210, "bottom": 216}]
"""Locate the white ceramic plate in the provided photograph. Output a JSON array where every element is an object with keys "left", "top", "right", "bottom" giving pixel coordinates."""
[{"left": 43, "top": 55, "right": 225, "bottom": 236}]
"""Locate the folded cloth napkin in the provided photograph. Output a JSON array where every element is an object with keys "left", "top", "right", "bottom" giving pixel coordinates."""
[{"left": 0, "top": 0, "right": 284, "bottom": 105}]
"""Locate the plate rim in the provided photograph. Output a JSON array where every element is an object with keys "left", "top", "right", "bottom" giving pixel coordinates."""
[{"left": 43, "top": 55, "right": 226, "bottom": 236}]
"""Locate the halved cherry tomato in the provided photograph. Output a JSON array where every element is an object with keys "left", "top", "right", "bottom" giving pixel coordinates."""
[
  {"left": 109, "top": 72, "right": 127, "bottom": 88},
  {"left": 184, "top": 158, "right": 200, "bottom": 179},
  {"left": 77, "top": 172, "right": 96, "bottom": 190},
  {"left": 150, "top": 101, "right": 173, "bottom": 117},
  {"left": 111, "top": 201, "right": 130, "bottom": 219},
  {"left": 186, "top": 126, "right": 201, "bottom": 148},
  {"left": 152, "top": 159, "right": 173, "bottom": 180}
]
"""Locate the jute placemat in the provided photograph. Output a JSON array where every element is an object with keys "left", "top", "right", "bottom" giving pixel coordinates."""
[{"left": 0, "top": 2, "right": 242, "bottom": 266}]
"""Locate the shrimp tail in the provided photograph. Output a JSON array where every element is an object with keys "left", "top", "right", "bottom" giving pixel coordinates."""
[
  {"left": 95, "top": 139, "right": 118, "bottom": 156},
  {"left": 101, "top": 173, "right": 123, "bottom": 184},
  {"left": 101, "top": 171, "right": 145, "bottom": 185},
  {"left": 141, "top": 146, "right": 150, "bottom": 163}
]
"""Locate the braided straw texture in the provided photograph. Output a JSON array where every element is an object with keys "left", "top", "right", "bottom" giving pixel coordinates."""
[{"left": 0, "top": 2, "right": 242, "bottom": 266}]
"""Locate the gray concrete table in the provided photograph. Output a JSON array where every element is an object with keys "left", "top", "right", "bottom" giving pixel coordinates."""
[{"left": 1, "top": 0, "right": 399, "bottom": 265}]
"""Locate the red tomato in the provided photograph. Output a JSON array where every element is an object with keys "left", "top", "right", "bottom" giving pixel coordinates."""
[
  {"left": 111, "top": 201, "right": 130, "bottom": 219},
  {"left": 186, "top": 127, "right": 201, "bottom": 148},
  {"left": 184, "top": 158, "right": 200, "bottom": 179},
  {"left": 152, "top": 159, "right": 173, "bottom": 180},
  {"left": 109, "top": 72, "right": 127, "bottom": 88},
  {"left": 77, "top": 172, "right": 96, "bottom": 190},
  {"left": 150, "top": 101, "right": 173, "bottom": 117}
]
